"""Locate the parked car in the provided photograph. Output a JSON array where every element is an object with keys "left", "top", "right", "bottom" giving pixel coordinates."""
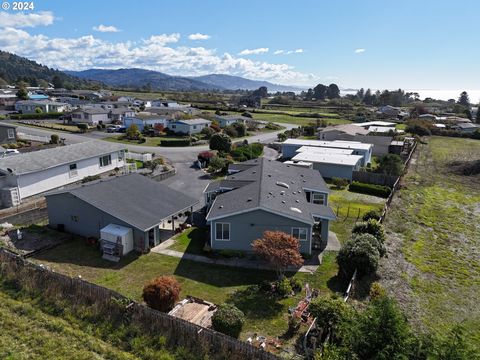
[{"left": 4, "top": 149, "right": 20, "bottom": 156}]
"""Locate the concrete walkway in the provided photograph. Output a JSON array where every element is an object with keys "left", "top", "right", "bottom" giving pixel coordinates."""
[{"left": 151, "top": 231, "right": 341, "bottom": 274}]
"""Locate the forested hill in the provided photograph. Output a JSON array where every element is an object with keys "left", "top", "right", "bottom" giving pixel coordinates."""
[{"left": 0, "top": 50, "right": 102, "bottom": 89}]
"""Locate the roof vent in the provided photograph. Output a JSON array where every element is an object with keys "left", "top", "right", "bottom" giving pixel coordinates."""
[
  {"left": 247, "top": 198, "right": 252, "bottom": 202},
  {"left": 282, "top": 200, "right": 286, "bottom": 204},
  {"left": 295, "top": 199, "right": 300, "bottom": 203},
  {"left": 252, "top": 171, "right": 256, "bottom": 174},
  {"left": 276, "top": 181, "right": 290, "bottom": 189},
  {"left": 219, "top": 205, "right": 224, "bottom": 209},
  {"left": 290, "top": 207, "right": 302, "bottom": 213},
  {"left": 280, "top": 190, "right": 285, "bottom": 195}
]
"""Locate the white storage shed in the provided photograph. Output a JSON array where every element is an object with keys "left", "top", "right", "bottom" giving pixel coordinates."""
[{"left": 100, "top": 224, "right": 134, "bottom": 259}]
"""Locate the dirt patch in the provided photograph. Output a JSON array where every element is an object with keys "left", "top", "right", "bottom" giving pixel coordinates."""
[{"left": 448, "top": 160, "right": 480, "bottom": 176}]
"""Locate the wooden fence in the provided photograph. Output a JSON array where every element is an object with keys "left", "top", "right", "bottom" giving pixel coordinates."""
[
  {"left": 0, "top": 198, "right": 46, "bottom": 220},
  {"left": 0, "top": 248, "right": 278, "bottom": 360}
]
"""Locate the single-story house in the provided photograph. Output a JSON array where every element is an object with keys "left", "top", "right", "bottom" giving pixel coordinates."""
[
  {"left": 109, "top": 108, "right": 136, "bottom": 122},
  {"left": 214, "top": 115, "right": 253, "bottom": 128},
  {"left": 280, "top": 139, "right": 373, "bottom": 166},
  {"left": 204, "top": 158, "right": 336, "bottom": 255},
  {"left": 377, "top": 105, "right": 408, "bottom": 118},
  {"left": 291, "top": 150, "right": 363, "bottom": 181},
  {"left": 0, "top": 90, "right": 17, "bottom": 106},
  {"left": 148, "top": 107, "right": 201, "bottom": 117},
  {"left": 123, "top": 116, "right": 169, "bottom": 131},
  {"left": 0, "top": 141, "right": 126, "bottom": 207},
  {"left": 318, "top": 123, "right": 397, "bottom": 155},
  {"left": 15, "top": 100, "right": 69, "bottom": 114},
  {"left": 0, "top": 123, "right": 17, "bottom": 144},
  {"left": 71, "top": 108, "right": 110, "bottom": 125},
  {"left": 167, "top": 118, "right": 212, "bottom": 135},
  {"left": 451, "top": 122, "right": 480, "bottom": 133},
  {"left": 46, "top": 173, "right": 198, "bottom": 252}
]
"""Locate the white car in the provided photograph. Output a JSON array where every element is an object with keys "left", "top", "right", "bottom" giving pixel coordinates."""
[{"left": 4, "top": 149, "right": 20, "bottom": 156}]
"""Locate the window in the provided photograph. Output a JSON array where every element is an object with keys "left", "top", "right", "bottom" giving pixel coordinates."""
[
  {"left": 193, "top": 125, "right": 197, "bottom": 129},
  {"left": 7, "top": 129, "right": 14, "bottom": 139},
  {"left": 69, "top": 163, "right": 78, "bottom": 177},
  {"left": 312, "top": 193, "right": 325, "bottom": 205},
  {"left": 118, "top": 150, "right": 124, "bottom": 161},
  {"left": 292, "top": 227, "right": 308, "bottom": 241},
  {"left": 99, "top": 155, "right": 112, "bottom": 167},
  {"left": 70, "top": 215, "right": 79, "bottom": 222},
  {"left": 215, "top": 223, "right": 230, "bottom": 241},
  {"left": 171, "top": 124, "right": 176, "bottom": 129}
]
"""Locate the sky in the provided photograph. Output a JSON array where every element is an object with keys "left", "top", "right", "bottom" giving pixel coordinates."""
[{"left": 1, "top": 0, "right": 480, "bottom": 91}]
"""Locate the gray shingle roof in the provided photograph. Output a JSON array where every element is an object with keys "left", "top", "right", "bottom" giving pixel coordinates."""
[
  {"left": 47, "top": 173, "right": 198, "bottom": 231},
  {"left": 74, "top": 108, "right": 109, "bottom": 115},
  {"left": 172, "top": 118, "right": 211, "bottom": 126},
  {"left": 206, "top": 158, "right": 335, "bottom": 224},
  {"left": 0, "top": 141, "right": 126, "bottom": 175}
]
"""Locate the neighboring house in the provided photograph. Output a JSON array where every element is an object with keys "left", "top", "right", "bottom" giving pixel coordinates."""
[
  {"left": 214, "top": 115, "right": 253, "bottom": 128},
  {"left": 167, "top": 118, "right": 212, "bottom": 135},
  {"left": 134, "top": 99, "right": 152, "bottom": 108},
  {"left": 290, "top": 149, "right": 363, "bottom": 181},
  {"left": 318, "top": 124, "right": 370, "bottom": 141},
  {"left": 377, "top": 105, "right": 408, "bottom": 118},
  {"left": 71, "top": 108, "right": 110, "bottom": 125},
  {"left": 109, "top": 108, "right": 136, "bottom": 122},
  {"left": 46, "top": 173, "right": 198, "bottom": 252},
  {"left": 148, "top": 107, "right": 201, "bottom": 117},
  {"left": 15, "top": 100, "right": 69, "bottom": 114},
  {"left": 0, "top": 141, "right": 126, "bottom": 207},
  {"left": 0, "top": 91, "right": 17, "bottom": 106},
  {"left": 0, "top": 124, "right": 17, "bottom": 144},
  {"left": 123, "top": 116, "right": 169, "bottom": 131},
  {"left": 418, "top": 114, "right": 437, "bottom": 121},
  {"left": 281, "top": 139, "right": 373, "bottom": 166},
  {"left": 204, "top": 158, "right": 336, "bottom": 255},
  {"left": 451, "top": 123, "right": 480, "bottom": 133},
  {"left": 352, "top": 121, "right": 397, "bottom": 128}
]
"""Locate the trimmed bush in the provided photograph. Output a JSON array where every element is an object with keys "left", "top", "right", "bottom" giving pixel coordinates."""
[
  {"left": 211, "top": 304, "right": 245, "bottom": 338},
  {"left": 352, "top": 233, "right": 386, "bottom": 257},
  {"left": 349, "top": 181, "right": 391, "bottom": 198},
  {"left": 362, "top": 210, "right": 381, "bottom": 222},
  {"left": 276, "top": 278, "right": 293, "bottom": 297},
  {"left": 50, "top": 134, "right": 59, "bottom": 144},
  {"left": 160, "top": 139, "right": 191, "bottom": 147},
  {"left": 209, "top": 133, "right": 232, "bottom": 152},
  {"left": 142, "top": 276, "right": 181, "bottom": 312},
  {"left": 309, "top": 296, "right": 354, "bottom": 330},
  {"left": 332, "top": 177, "right": 349, "bottom": 189},
  {"left": 289, "top": 277, "right": 303, "bottom": 293},
  {"left": 337, "top": 236, "right": 380, "bottom": 278},
  {"left": 9, "top": 112, "right": 64, "bottom": 120},
  {"left": 352, "top": 219, "right": 386, "bottom": 244}
]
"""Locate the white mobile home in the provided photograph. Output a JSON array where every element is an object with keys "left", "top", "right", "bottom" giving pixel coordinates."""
[{"left": 0, "top": 141, "right": 126, "bottom": 207}]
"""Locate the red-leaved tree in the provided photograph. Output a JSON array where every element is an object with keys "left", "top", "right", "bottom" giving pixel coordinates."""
[
  {"left": 142, "top": 275, "right": 181, "bottom": 312},
  {"left": 252, "top": 231, "right": 304, "bottom": 278}
]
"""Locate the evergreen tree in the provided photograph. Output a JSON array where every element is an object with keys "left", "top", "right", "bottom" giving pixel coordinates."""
[{"left": 458, "top": 91, "right": 470, "bottom": 106}]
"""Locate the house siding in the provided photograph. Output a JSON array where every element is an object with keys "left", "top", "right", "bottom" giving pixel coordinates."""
[
  {"left": 46, "top": 193, "right": 147, "bottom": 250},
  {"left": 209, "top": 209, "right": 313, "bottom": 254},
  {"left": 0, "top": 126, "right": 17, "bottom": 144},
  {"left": 311, "top": 161, "right": 360, "bottom": 181},
  {"left": 12, "top": 151, "right": 124, "bottom": 200}
]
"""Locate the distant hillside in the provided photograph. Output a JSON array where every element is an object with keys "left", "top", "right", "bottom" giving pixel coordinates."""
[
  {"left": 191, "top": 74, "right": 304, "bottom": 92},
  {"left": 67, "top": 68, "right": 222, "bottom": 91},
  {"left": 0, "top": 50, "right": 101, "bottom": 89}
]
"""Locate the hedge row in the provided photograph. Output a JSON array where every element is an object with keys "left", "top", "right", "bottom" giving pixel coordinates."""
[
  {"left": 160, "top": 139, "right": 191, "bottom": 147},
  {"left": 349, "top": 181, "right": 391, "bottom": 198},
  {"left": 9, "top": 112, "right": 64, "bottom": 120}
]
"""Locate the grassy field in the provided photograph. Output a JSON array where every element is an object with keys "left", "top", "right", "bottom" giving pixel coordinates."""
[
  {"left": 0, "top": 279, "right": 143, "bottom": 360},
  {"left": 382, "top": 136, "right": 480, "bottom": 350},
  {"left": 15, "top": 121, "right": 82, "bottom": 133}
]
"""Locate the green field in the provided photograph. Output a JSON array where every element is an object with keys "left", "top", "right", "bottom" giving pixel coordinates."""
[
  {"left": 0, "top": 279, "right": 144, "bottom": 360},
  {"left": 383, "top": 137, "right": 480, "bottom": 350}
]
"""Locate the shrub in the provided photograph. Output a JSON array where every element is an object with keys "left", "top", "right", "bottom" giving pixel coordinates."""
[
  {"left": 289, "top": 277, "right": 303, "bottom": 293},
  {"left": 209, "top": 133, "right": 232, "bottom": 152},
  {"left": 242, "top": 111, "right": 252, "bottom": 118},
  {"left": 362, "top": 210, "right": 381, "bottom": 222},
  {"left": 9, "top": 112, "right": 63, "bottom": 120},
  {"left": 232, "top": 122, "right": 246, "bottom": 137},
  {"left": 201, "top": 126, "right": 215, "bottom": 139},
  {"left": 377, "top": 154, "right": 403, "bottom": 176},
  {"left": 81, "top": 175, "right": 101, "bottom": 183},
  {"left": 160, "top": 139, "right": 191, "bottom": 147},
  {"left": 224, "top": 125, "right": 238, "bottom": 138},
  {"left": 50, "top": 134, "right": 59, "bottom": 144},
  {"left": 211, "top": 304, "right": 245, "bottom": 338},
  {"left": 332, "top": 177, "right": 349, "bottom": 189},
  {"left": 309, "top": 297, "right": 354, "bottom": 330},
  {"left": 276, "top": 278, "right": 293, "bottom": 297},
  {"left": 337, "top": 236, "right": 380, "bottom": 278},
  {"left": 142, "top": 276, "right": 181, "bottom": 312},
  {"left": 207, "top": 156, "right": 228, "bottom": 173},
  {"left": 349, "top": 181, "right": 391, "bottom": 198},
  {"left": 352, "top": 233, "right": 386, "bottom": 257},
  {"left": 77, "top": 123, "right": 88, "bottom": 132},
  {"left": 210, "top": 123, "right": 221, "bottom": 132},
  {"left": 369, "top": 282, "right": 387, "bottom": 299},
  {"left": 352, "top": 219, "right": 386, "bottom": 244}
]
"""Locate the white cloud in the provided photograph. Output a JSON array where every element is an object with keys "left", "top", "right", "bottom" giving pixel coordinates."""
[
  {"left": 0, "top": 26, "right": 315, "bottom": 85},
  {"left": 238, "top": 47, "right": 269, "bottom": 55},
  {"left": 188, "top": 33, "right": 210, "bottom": 40},
  {"left": 0, "top": 11, "right": 54, "bottom": 28},
  {"left": 274, "top": 48, "right": 303, "bottom": 55},
  {"left": 354, "top": 48, "right": 365, "bottom": 54},
  {"left": 93, "top": 24, "right": 121, "bottom": 33}
]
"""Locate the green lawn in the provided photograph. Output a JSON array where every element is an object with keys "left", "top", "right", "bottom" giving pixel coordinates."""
[
  {"left": 31, "top": 238, "right": 343, "bottom": 342},
  {"left": 328, "top": 187, "right": 386, "bottom": 244},
  {"left": 169, "top": 227, "right": 206, "bottom": 255},
  {"left": 0, "top": 278, "right": 142, "bottom": 360},
  {"left": 383, "top": 136, "right": 480, "bottom": 350},
  {"left": 15, "top": 121, "right": 83, "bottom": 133},
  {"left": 105, "top": 135, "right": 196, "bottom": 147}
]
